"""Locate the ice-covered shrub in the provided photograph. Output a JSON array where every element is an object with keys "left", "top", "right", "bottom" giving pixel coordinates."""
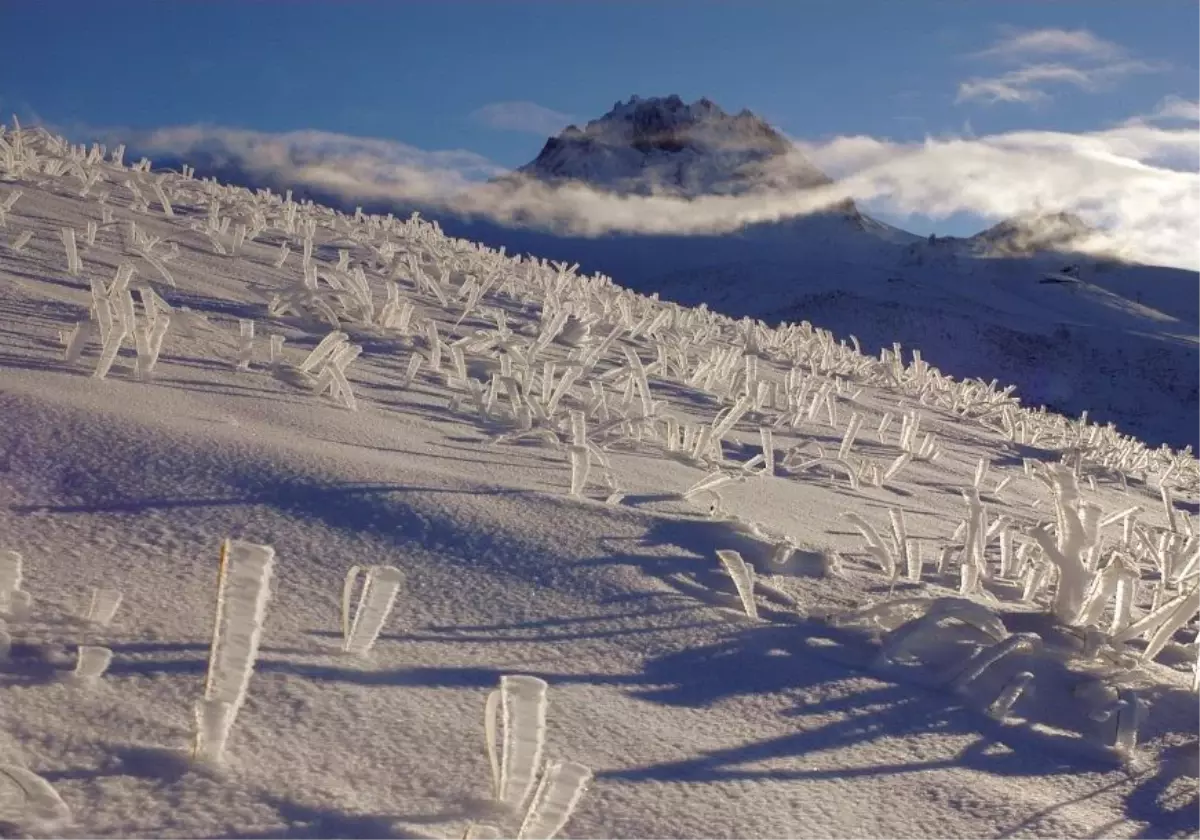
[
  {"left": 276, "top": 331, "right": 363, "bottom": 410},
  {"left": 483, "top": 676, "right": 591, "bottom": 839},
  {"left": 65, "top": 264, "right": 172, "bottom": 381},
  {"left": 1026, "top": 464, "right": 1105, "bottom": 625}
]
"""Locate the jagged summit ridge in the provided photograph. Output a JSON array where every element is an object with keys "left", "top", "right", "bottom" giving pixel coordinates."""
[{"left": 516, "top": 94, "right": 833, "bottom": 197}]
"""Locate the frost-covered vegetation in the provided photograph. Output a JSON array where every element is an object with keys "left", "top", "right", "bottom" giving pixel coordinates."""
[{"left": 0, "top": 121, "right": 1196, "bottom": 838}]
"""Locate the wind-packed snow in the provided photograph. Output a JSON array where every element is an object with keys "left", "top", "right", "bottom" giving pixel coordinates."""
[{"left": 0, "top": 125, "right": 1197, "bottom": 840}]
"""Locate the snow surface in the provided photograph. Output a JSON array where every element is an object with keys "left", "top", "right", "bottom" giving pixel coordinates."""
[{"left": 0, "top": 130, "right": 1197, "bottom": 840}]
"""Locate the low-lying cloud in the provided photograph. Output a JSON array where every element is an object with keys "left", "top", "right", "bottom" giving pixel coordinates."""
[
  {"left": 116, "top": 105, "right": 1200, "bottom": 271},
  {"left": 124, "top": 125, "right": 505, "bottom": 198}
]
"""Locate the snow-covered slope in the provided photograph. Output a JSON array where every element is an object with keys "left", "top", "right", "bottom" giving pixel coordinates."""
[
  {"left": 119, "top": 96, "right": 1200, "bottom": 450},
  {"left": 434, "top": 213, "right": 1199, "bottom": 451},
  {"left": 1, "top": 125, "right": 1197, "bottom": 840},
  {"left": 655, "top": 240, "right": 1200, "bottom": 448}
]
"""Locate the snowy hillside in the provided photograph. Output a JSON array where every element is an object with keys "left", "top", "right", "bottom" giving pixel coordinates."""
[
  {"left": 0, "top": 125, "right": 1198, "bottom": 839},
  {"left": 432, "top": 212, "right": 1199, "bottom": 452},
  {"left": 116, "top": 96, "right": 1200, "bottom": 451}
]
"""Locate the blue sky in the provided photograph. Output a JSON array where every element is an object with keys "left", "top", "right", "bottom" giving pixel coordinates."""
[{"left": 1, "top": 1, "right": 1197, "bottom": 244}]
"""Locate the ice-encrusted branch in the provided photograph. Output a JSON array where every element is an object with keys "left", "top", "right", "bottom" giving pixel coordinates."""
[
  {"left": 876, "top": 597, "right": 1008, "bottom": 666},
  {"left": 0, "top": 550, "right": 21, "bottom": 615},
  {"left": 483, "top": 675, "right": 590, "bottom": 839},
  {"left": 83, "top": 587, "right": 122, "bottom": 627},
  {"left": 73, "top": 645, "right": 114, "bottom": 682}
]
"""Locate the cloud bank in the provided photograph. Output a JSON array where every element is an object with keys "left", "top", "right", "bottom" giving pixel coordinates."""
[{"left": 116, "top": 105, "right": 1200, "bottom": 271}]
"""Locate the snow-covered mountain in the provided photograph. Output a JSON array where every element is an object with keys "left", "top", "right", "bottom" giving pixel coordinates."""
[
  {"left": 966, "top": 211, "right": 1100, "bottom": 258},
  {"left": 510, "top": 94, "right": 836, "bottom": 199}
]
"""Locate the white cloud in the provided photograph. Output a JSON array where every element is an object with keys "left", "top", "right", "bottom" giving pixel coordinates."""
[
  {"left": 957, "top": 60, "right": 1161, "bottom": 105},
  {"left": 971, "top": 28, "right": 1126, "bottom": 61},
  {"left": 959, "top": 29, "right": 1164, "bottom": 108},
  {"left": 469, "top": 101, "right": 574, "bottom": 135},
  {"left": 796, "top": 121, "right": 1197, "bottom": 260},
  {"left": 118, "top": 114, "right": 1200, "bottom": 271},
  {"left": 1150, "top": 95, "right": 1200, "bottom": 122},
  {"left": 125, "top": 125, "right": 504, "bottom": 201}
]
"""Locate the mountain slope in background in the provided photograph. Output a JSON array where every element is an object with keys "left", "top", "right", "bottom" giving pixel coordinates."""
[
  {"left": 119, "top": 96, "right": 1200, "bottom": 449},
  {"left": 966, "top": 211, "right": 1099, "bottom": 258}
]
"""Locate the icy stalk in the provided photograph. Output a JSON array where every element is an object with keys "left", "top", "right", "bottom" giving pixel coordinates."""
[
  {"left": 517, "top": 761, "right": 593, "bottom": 840},
  {"left": 717, "top": 549, "right": 758, "bottom": 619},
  {"left": 193, "top": 540, "right": 276, "bottom": 764},
  {"left": 487, "top": 675, "right": 548, "bottom": 812},
  {"left": 341, "top": 565, "right": 404, "bottom": 656},
  {"left": 0, "top": 765, "right": 72, "bottom": 831}
]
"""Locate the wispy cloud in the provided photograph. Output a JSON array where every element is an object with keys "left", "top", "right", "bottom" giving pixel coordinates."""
[
  {"left": 957, "top": 60, "right": 1160, "bottom": 105},
  {"left": 469, "top": 101, "right": 574, "bottom": 135},
  {"left": 970, "top": 28, "right": 1125, "bottom": 62},
  {"left": 958, "top": 28, "right": 1164, "bottom": 107},
  {"left": 1150, "top": 95, "right": 1200, "bottom": 123},
  {"left": 112, "top": 109, "right": 1199, "bottom": 271}
]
